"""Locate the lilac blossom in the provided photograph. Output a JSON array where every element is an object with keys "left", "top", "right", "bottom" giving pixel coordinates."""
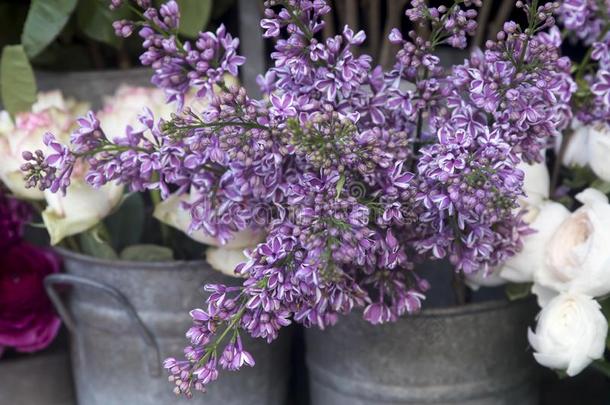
[
  {"left": 20, "top": 0, "right": 574, "bottom": 396},
  {"left": 557, "top": 0, "right": 610, "bottom": 124}
]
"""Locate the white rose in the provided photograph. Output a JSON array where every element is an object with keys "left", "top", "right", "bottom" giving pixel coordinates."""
[
  {"left": 528, "top": 293, "right": 608, "bottom": 376},
  {"left": 206, "top": 246, "right": 255, "bottom": 277},
  {"left": 562, "top": 121, "right": 590, "bottom": 168},
  {"left": 518, "top": 161, "right": 550, "bottom": 209},
  {"left": 501, "top": 201, "right": 570, "bottom": 284},
  {"left": 588, "top": 123, "right": 610, "bottom": 182},
  {"left": 97, "top": 86, "right": 175, "bottom": 138},
  {"left": 42, "top": 180, "right": 123, "bottom": 245},
  {"left": 153, "top": 192, "right": 265, "bottom": 248},
  {"left": 535, "top": 188, "right": 610, "bottom": 303},
  {"left": 0, "top": 92, "right": 88, "bottom": 200}
]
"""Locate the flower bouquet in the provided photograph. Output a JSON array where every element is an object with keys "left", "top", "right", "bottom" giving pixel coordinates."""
[
  {"left": 19, "top": 0, "right": 578, "bottom": 401},
  {"left": 467, "top": 0, "right": 610, "bottom": 381},
  {"left": 0, "top": 83, "right": 289, "bottom": 404}
]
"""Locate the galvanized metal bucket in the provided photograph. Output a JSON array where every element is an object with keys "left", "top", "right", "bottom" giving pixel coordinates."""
[
  {"left": 0, "top": 333, "right": 75, "bottom": 405},
  {"left": 306, "top": 298, "right": 539, "bottom": 405},
  {"left": 45, "top": 248, "right": 289, "bottom": 405},
  {"left": 36, "top": 68, "right": 152, "bottom": 110}
]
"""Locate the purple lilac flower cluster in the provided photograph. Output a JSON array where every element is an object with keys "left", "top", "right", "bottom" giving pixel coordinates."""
[
  {"left": 21, "top": 0, "right": 573, "bottom": 396},
  {"left": 112, "top": 0, "right": 245, "bottom": 108},
  {"left": 557, "top": 0, "right": 610, "bottom": 123}
]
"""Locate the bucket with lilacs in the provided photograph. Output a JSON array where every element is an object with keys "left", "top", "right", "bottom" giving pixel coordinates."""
[
  {"left": 467, "top": 0, "right": 610, "bottom": 384},
  {"left": 22, "top": 0, "right": 575, "bottom": 402}
]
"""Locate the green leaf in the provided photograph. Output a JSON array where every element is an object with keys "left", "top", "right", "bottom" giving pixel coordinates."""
[
  {"left": 76, "top": 0, "right": 131, "bottom": 48},
  {"left": 79, "top": 227, "right": 119, "bottom": 260},
  {"left": 592, "top": 179, "right": 610, "bottom": 195},
  {"left": 564, "top": 165, "right": 598, "bottom": 190},
  {"left": 21, "top": 0, "right": 78, "bottom": 58},
  {"left": 176, "top": 0, "right": 212, "bottom": 38},
  {"left": 0, "top": 45, "right": 37, "bottom": 115},
  {"left": 105, "top": 193, "right": 146, "bottom": 251},
  {"left": 505, "top": 283, "right": 532, "bottom": 301},
  {"left": 335, "top": 175, "right": 346, "bottom": 201},
  {"left": 120, "top": 244, "right": 174, "bottom": 262},
  {"left": 591, "top": 360, "right": 610, "bottom": 378}
]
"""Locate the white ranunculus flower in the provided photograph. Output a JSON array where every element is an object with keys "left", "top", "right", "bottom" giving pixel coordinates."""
[
  {"left": 466, "top": 162, "right": 554, "bottom": 290},
  {"left": 588, "top": 123, "right": 610, "bottom": 182},
  {"left": 518, "top": 161, "right": 550, "bottom": 209},
  {"left": 534, "top": 188, "right": 610, "bottom": 303},
  {"left": 0, "top": 91, "right": 88, "bottom": 200},
  {"left": 205, "top": 246, "right": 255, "bottom": 277},
  {"left": 562, "top": 121, "right": 590, "bottom": 168},
  {"left": 42, "top": 180, "right": 123, "bottom": 245},
  {"left": 501, "top": 201, "right": 570, "bottom": 284},
  {"left": 528, "top": 293, "right": 608, "bottom": 376},
  {"left": 153, "top": 192, "right": 265, "bottom": 248},
  {"left": 465, "top": 269, "right": 505, "bottom": 291}
]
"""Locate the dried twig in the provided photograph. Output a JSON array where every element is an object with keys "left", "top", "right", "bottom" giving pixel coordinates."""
[
  {"left": 365, "top": 0, "right": 381, "bottom": 60},
  {"left": 323, "top": 8, "right": 336, "bottom": 39},
  {"left": 487, "top": 0, "right": 514, "bottom": 40},
  {"left": 472, "top": 0, "right": 493, "bottom": 49},
  {"left": 380, "top": 0, "right": 409, "bottom": 67}
]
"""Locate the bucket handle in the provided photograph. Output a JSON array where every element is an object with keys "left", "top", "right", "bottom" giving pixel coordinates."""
[{"left": 44, "top": 273, "right": 162, "bottom": 377}]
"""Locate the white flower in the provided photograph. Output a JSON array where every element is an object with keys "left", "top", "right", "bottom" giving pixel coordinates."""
[
  {"left": 153, "top": 192, "right": 265, "bottom": 248},
  {"left": 206, "top": 246, "right": 255, "bottom": 277},
  {"left": 588, "top": 123, "right": 610, "bottom": 182},
  {"left": 518, "top": 161, "right": 550, "bottom": 209},
  {"left": 501, "top": 201, "right": 570, "bottom": 284},
  {"left": 42, "top": 180, "right": 123, "bottom": 245},
  {"left": 562, "top": 121, "right": 590, "bottom": 168},
  {"left": 97, "top": 86, "right": 174, "bottom": 138},
  {"left": 534, "top": 188, "right": 610, "bottom": 303},
  {"left": 0, "top": 91, "right": 88, "bottom": 199},
  {"left": 528, "top": 293, "right": 607, "bottom": 376},
  {"left": 466, "top": 161, "right": 554, "bottom": 289},
  {"left": 465, "top": 269, "right": 505, "bottom": 291}
]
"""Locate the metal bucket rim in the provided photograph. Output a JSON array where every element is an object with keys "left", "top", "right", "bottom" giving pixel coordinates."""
[
  {"left": 417, "top": 297, "right": 532, "bottom": 318},
  {"left": 36, "top": 67, "right": 151, "bottom": 79},
  {"left": 55, "top": 247, "right": 209, "bottom": 271}
]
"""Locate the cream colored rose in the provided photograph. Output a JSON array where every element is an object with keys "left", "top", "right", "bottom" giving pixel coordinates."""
[
  {"left": 0, "top": 92, "right": 88, "bottom": 199},
  {"left": 528, "top": 293, "right": 608, "bottom": 376},
  {"left": 205, "top": 246, "right": 255, "bottom": 278},
  {"left": 42, "top": 180, "right": 123, "bottom": 245},
  {"left": 535, "top": 188, "right": 610, "bottom": 302},
  {"left": 500, "top": 201, "right": 570, "bottom": 284},
  {"left": 97, "top": 86, "right": 175, "bottom": 138},
  {"left": 588, "top": 123, "right": 610, "bottom": 182},
  {"left": 562, "top": 121, "right": 590, "bottom": 168},
  {"left": 153, "top": 192, "right": 265, "bottom": 248}
]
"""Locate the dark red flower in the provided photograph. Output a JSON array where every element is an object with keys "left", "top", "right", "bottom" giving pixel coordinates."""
[{"left": 0, "top": 242, "right": 61, "bottom": 355}]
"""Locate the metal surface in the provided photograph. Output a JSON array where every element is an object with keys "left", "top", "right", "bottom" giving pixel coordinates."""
[
  {"left": 45, "top": 273, "right": 162, "bottom": 377},
  {"left": 36, "top": 68, "right": 153, "bottom": 110},
  {"left": 306, "top": 299, "right": 539, "bottom": 405},
  {"left": 51, "top": 248, "right": 290, "bottom": 405}
]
